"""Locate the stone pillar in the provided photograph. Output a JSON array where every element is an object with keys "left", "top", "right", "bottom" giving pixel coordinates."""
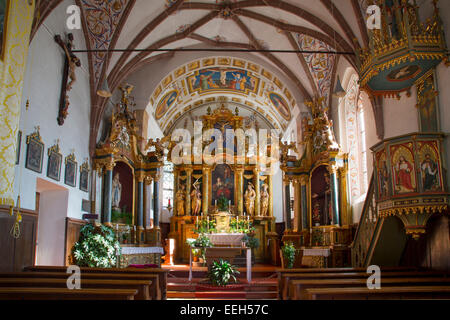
[
  {"left": 254, "top": 168, "right": 260, "bottom": 216},
  {"left": 153, "top": 170, "right": 161, "bottom": 228},
  {"left": 329, "top": 164, "right": 340, "bottom": 226},
  {"left": 293, "top": 178, "right": 302, "bottom": 231},
  {"left": 236, "top": 166, "right": 244, "bottom": 215},
  {"left": 102, "top": 163, "right": 114, "bottom": 225},
  {"left": 284, "top": 176, "right": 292, "bottom": 230},
  {"left": 202, "top": 166, "right": 210, "bottom": 215},
  {"left": 185, "top": 168, "right": 192, "bottom": 216},
  {"left": 144, "top": 177, "right": 153, "bottom": 228},
  {"left": 300, "top": 175, "right": 309, "bottom": 230},
  {"left": 0, "top": 1, "right": 35, "bottom": 206}
]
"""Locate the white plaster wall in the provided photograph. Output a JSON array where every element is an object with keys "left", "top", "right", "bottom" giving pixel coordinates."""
[
  {"left": 13, "top": 0, "right": 91, "bottom": 220},
  {"left": 383, "top": 89, "right": 419, "bottom": 139}
]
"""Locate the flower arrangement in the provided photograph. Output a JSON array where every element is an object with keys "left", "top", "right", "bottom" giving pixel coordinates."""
[
  {"left": 208, "top": 259, "right": 240, "bottom": 286},
  {"left": 71, "top": 224, "right": 121, "bottom": 268},
  {"left": 186, "top": 234, "right": 213, "bottom": 263},
  {"left": 229, "top": 218, "right": 255, "bottom": 234},
  {"left": 281, "top": 242, "right": 296, "bottom": 269},
  {"left": 194, "top": 218, "right": 217, "bottom": 234}
]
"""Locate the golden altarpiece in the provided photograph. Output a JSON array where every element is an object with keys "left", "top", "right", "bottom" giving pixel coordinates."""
[
  {"left": 93, "top": 85, "right": 165, "bottom": 258},
  {"left": 281, "top": 97, "right": 353, "bottom": 267},
  {"left": 168, "top": 105, "right": 278, "bottom": 264}
]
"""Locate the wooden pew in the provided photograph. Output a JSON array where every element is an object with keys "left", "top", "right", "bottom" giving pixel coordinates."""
[
  {"left": 276, "top": 267, "right": 419, "bottom": 299},
  {"left": 0, "top": 278, "right": 152, "bottom": 300},
  {"left": 279, "top": 270, "right": 448, "bottom": 300},
  {"left": 0, "top": 272, "right": 159, "bottom": 300},
  {"left": 24, "top": 266, "right": 169, "bottom": 299},
  {"left": 290, "top": 277, "right": 450, "bottom": 300},
  {"left": 0, "top": 287, "right": 138, "bottom": 300},
  {"left": 305, "top": 286, "right": 450, "bottom": 300}
]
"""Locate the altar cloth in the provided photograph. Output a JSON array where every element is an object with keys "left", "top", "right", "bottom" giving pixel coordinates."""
[
  {"left": 121, "top": 246, "right": 164, "bottom": 255},
  {"left": 302, "top": 248, "right": 331, "bottom": 257},
  {"left": 205, "top": 233, "right": 245, "bottom": 246}
]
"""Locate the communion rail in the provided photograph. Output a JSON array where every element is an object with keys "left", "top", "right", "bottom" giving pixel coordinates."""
[{"left": 350, "top": 175, "right": 380, "bottom": 268}]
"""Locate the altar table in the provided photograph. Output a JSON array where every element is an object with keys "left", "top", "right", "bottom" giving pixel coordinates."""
[{"left": 301, "top": 248, "right": 331, "bottom": 268}]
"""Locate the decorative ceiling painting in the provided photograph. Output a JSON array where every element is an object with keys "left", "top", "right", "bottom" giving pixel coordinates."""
[
  {"left": 79, "top": 0, "right": 130, "bottom": 87},
  {"left": 151, "top": 57, "right": 295, "bottom": 133},
  {"left": 296, "top": 34, "right": 336, "bottom": 107}
]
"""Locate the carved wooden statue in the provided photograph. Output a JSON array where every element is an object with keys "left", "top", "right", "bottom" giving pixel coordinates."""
[
  {"left": 176, "top": 184, "right": 186, "bottom": 216},
  {"left": 191, "top": 179, "right": 202, "bottom": 216},
  {"left": 244, "top": 182, "right": 256, "bottom": 216},
  {"left": 54, "top": 33, "right": 81, "bottom": 126},
  {"left": 260, "top": 182, "right": 269, "bottom": 216}
]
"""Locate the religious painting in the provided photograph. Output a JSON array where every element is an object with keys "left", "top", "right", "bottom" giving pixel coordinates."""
[
  {"left": 387, "top": 65, "right": 421, "bottom": 82},
  {"left": 390, "top": 143, "right": 416, "bottom": 195},
  {"left": 15, "top": 130, "right": 21, "bottom": 165},
  {"left": 268, "top": 92, "right": 291, "bottom": 121},
  {"left": 418, "top": 141, "right": 442, "bottom": 192},
  {"left": 0, "top": 0, "right": 9, "bottom": 61},
  {"left": 79, "top": 163, "right": 89, "bottom": 192},
  {"left": 212, "top": 164, "right": 234, "bottom": 205},
  {"left": 64, "top": 154, "right": 77, "bottom": 187},
  {"left": 47, "top": 145, "right": 62, "bottom": 182},
  {"left": 417, "top": 72, "right": 439, "bottom": 132},
  {"left": 310, "top": 165, "right": 332, "bottom": 226},
  {"left": 25, "top": 131, "right": 44, "bottom": 174},
  {"left": 155, "top": 90, "right": 178, "bottom": 120},
  {"left": 187, "top": 67, "right": 259, "bottom": 95},
  {"left": 376, "top": 150, "right": 390, "bottom": 198}
]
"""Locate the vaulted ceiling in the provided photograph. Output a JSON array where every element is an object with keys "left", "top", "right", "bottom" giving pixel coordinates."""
[{"left": 31, "top": 0, "right": 369, "bottom": 154}]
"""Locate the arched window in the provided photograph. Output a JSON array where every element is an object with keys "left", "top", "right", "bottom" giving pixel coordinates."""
[
  {"left": 162, "top": 161, "right": 174, "bottom": 209},
  {"left": 342, "top": 73, "right": 368, "bottom": 200}
]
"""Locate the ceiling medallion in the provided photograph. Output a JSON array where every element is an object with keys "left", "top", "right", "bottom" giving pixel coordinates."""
[{"left": 219, "top": 6, "right": 234, "bottom": 19}]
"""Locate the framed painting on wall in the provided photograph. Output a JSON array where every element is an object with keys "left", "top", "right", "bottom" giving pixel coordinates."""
[
  {"left": 64, "top": 153, "right": 77, "bottom": 187},
  {"left": 25, "top": 128, "right": 44, "bottom": 173},
  {"left": 79, "top": 161, "right": 89, "bottom": 192},
  {"left": 0, "top": 0, "right": 10, "bottom": 61},
  {"left": 47, "top": 143, "right": 62, "bottom": 181}
]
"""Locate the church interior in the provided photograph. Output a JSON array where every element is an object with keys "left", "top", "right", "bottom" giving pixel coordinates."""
[{"left": 0, "top": 0, "right": 449, "bottom": 301}]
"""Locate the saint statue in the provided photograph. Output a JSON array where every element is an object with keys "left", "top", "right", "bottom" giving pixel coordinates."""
[
  {"left": 260, "top": 183, "right": 269, "bottom": 216},
  {"left": 191, "top": 179, "right": 202, "bottom": 216},
  {"left": 394, "top": 155, "right": 415, "bottom": 193},
  {"left": 176, "top": 184, "right": 186, "bottom": 216},
  {"left": 244, "top": 182, "right": 256, "bottom": 216},
  {"left": 112, "top": 173, "right": 122, "bottom": 211}
]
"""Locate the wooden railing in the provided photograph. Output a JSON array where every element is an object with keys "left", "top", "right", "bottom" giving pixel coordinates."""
[{"left": 351, "top": 175, "right": 380, "bottom": 267}]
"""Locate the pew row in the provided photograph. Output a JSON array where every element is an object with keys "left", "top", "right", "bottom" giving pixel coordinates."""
[{"left": 0, "top": 287, "right": 138, "bottom": 300}]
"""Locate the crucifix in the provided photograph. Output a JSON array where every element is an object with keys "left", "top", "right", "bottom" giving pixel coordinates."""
[{"left": 54, "top": 33, "right": 81, "bottom": 126}]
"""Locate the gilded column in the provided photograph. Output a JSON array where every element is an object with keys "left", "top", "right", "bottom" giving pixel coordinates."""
[
  {"left": 293, "top": 178, "right": 302, "bottom": 231},
  {"left": 254, "top": 168, "right": 260, "bottom": 216},
  {"left": 0, "top": 1, "right": 35, "bottom": 206},
  {"left": 202, "top": 166, "right": 211, "bottom": 215},
  {"left": 329, "top": 164, "right": 340, "bottom": 226},
  {"left": 268, "top": 174, "right": 273, "bottom": 217},
  {"left": 236, "top": 166, "right": 244, "bottom": 215},
  {"left": 144, "top": 177, "right": 153, "bottom": 228},
  {"left": 102, "top": 162, "right": 115, "bottom": 226},
  {"left": 300, "top": 175, "right": 309, "bottom": 230},
  {"left": 338, "top": 165, "right": 350, "bottom": 226},
  {"left": 185, "top": 167, "right": 192, "bottom": 216},
  {"left": 173, "top": 167, "right": 179, "bottom": 216}
]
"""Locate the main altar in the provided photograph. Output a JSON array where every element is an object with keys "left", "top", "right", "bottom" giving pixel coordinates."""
[{"left": 168, "top": 105, "right": 278, "bottom": 264}]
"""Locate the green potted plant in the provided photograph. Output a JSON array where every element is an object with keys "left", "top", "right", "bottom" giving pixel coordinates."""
[
  {"left": 187, "top": 234, "right": 213, "bottom": 265},
  {"left": 281, "top": 242, "right": 296, "bottom": 269},
  {"left": 208, "top": 259, "right": 240, "bottom": 286},
  {"left": 217, "top": 195, "right": 229, "bottom": 212},
  {"left": 71, "top": 224, "right": 121, "bottom": 268}
]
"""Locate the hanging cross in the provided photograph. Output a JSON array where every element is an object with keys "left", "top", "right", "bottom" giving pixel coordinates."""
[{"left": 54, "top": 33, "right": 81, "bottom": 126}]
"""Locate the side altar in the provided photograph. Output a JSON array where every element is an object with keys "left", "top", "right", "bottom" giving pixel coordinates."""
[
  {"left": 280, "top": 97, "right": 353, "bottom": 267},
  {"left": 168, "top": 105, "right": 278, "bottom": 264}
]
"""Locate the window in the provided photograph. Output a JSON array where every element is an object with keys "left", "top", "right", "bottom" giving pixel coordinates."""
[
  {"left": 162, "top": 161, "right": 174, "bottom": 209},
  {"left": 357, "top": 100, "right": 368, "bottom": 192}
]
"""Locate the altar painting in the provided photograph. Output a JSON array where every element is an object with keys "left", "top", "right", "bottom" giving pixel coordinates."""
[
  {"left": 390, "top": 143, "right": 416, "bottom": 195},
  {"left": 418, "top": 141, "right": 442, "bottom": 192},
  {"left": 187, "top": 67, "right": 258, "bottom": 94},
  {"left": 212, "top": 164, "right": 234, "bottom": 205},
  {"left": 310, "top": 165, "right": 332, "bottom": 226}
]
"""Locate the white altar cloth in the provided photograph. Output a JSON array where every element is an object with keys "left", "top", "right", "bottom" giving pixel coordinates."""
[
  {"left": 302, "top": 248, "right": 331, "bottom": 257},
  {"left": 205, "top": 233, "right": 245, "bottom": 246},
  {"left": 121, "top": 247, "right": 164, "bottom": 255}
]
